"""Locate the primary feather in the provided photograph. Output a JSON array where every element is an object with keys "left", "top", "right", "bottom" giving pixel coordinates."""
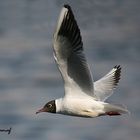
[
  {"left": 53, "top": 5, "right": 94, "bottom": 96},
  {"left": 94, "top": 65, "right": 121, "bottom": 101}
]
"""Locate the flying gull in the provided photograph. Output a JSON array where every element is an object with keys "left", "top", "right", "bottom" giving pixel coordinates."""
[{"left": 36, "top": 5, "right": 129, "bottom": 117}]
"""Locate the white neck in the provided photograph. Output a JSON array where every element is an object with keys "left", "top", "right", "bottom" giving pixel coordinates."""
[{"left": 55, "top": 98, "right": 63, "bottom": 113}]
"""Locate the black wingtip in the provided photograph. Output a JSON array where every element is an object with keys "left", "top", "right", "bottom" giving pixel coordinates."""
[
  {"left": 58, "top": 4, "right": 82, "bottom": 50},
  {"left": 64, "top": 4, "right": 71, "bottom": 9},
  {"left": 114, "top": 65, "right": 121, "bottom": 69},
  {"left": 114, "top": 65, "right": 121, "bottom": 86},
  {"left": 63, "top": 4, "right": 72, "bottom": 13}
]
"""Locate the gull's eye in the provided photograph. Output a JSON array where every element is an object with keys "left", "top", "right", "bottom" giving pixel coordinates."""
[{"left": 48, "top": 104, "right": 52, "bottom": 108}]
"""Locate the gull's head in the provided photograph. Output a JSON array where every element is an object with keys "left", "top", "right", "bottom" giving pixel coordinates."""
[{"left": 36, "top": 100, "right": 56, "bottom": 114}]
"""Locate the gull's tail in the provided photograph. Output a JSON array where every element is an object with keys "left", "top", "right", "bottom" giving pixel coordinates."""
[{"left": 103, "top": 103, "right": 130, "bottom": 116}]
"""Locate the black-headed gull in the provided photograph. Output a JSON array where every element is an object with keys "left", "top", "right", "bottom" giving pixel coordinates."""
[{"left": 36, "top": 5, "right": 129, "bottom": 117}]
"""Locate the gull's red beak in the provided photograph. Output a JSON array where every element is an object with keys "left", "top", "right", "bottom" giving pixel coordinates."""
[{"left": 36, "top": 108, "right": 46, "bottom": 114}]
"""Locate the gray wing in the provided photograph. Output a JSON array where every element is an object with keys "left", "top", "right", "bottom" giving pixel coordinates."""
[
  {"left": 53, "top": 5, "right": 94, "bottom": 96},
  {"left": 94, "top": 65, "right": 121, "bottom": 101}
]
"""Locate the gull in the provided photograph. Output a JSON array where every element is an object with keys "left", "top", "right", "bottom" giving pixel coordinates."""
[{"left": 36, "top": 5, "right": 129, "bottom": 117}]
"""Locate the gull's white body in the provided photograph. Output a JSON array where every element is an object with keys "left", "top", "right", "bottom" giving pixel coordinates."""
[
  {"left": 55, "top": 91, "right": 127, "bottom": 118},
  {"left": 56, "top": 97, "right": 105, "bottom": 117},
  {"left": 49, "top": 5, "right": 129, "bottom": 118}
]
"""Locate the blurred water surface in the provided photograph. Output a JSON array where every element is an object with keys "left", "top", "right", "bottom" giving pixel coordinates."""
[{"left": 0, "top": 0, "right": 140, "bottom": 140}]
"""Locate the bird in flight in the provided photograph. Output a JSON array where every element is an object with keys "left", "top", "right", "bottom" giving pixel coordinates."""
[{"left": 36, "top": 5, "right": 129, "bottom": 118}]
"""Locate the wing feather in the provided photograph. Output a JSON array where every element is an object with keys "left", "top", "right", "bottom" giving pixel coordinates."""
[
  {"left": 53, "top": 5, "right": 94, "bottom": 96},
  {"left": 94, "top": 65, "right": 121, "bottom": 101}
]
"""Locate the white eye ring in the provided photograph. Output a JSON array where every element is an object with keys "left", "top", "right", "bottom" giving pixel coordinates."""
[{"left": 48, "top": 104, "right": 52, "bottom": 108}]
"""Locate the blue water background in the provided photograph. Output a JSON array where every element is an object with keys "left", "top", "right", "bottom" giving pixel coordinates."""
[{"left": 0, "top": 0, "right": 140, "bottom": 140}]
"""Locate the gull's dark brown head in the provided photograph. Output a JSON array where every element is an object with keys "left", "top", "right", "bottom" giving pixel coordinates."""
[{"left": 36, "top": 100, "right": 56, "bottom": 114}]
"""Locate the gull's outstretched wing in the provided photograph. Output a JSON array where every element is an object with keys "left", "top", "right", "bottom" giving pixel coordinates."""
[
  {"left": 53, "top": 5, "right": 94, "bottom": 96},
  {"left": 94, "top": 65, "right": 121, "bottom": 101}
]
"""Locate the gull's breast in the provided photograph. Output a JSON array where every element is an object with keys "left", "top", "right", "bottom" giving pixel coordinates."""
[{"left": 58, "top": 97, "right": 104, "bottom": 117}]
